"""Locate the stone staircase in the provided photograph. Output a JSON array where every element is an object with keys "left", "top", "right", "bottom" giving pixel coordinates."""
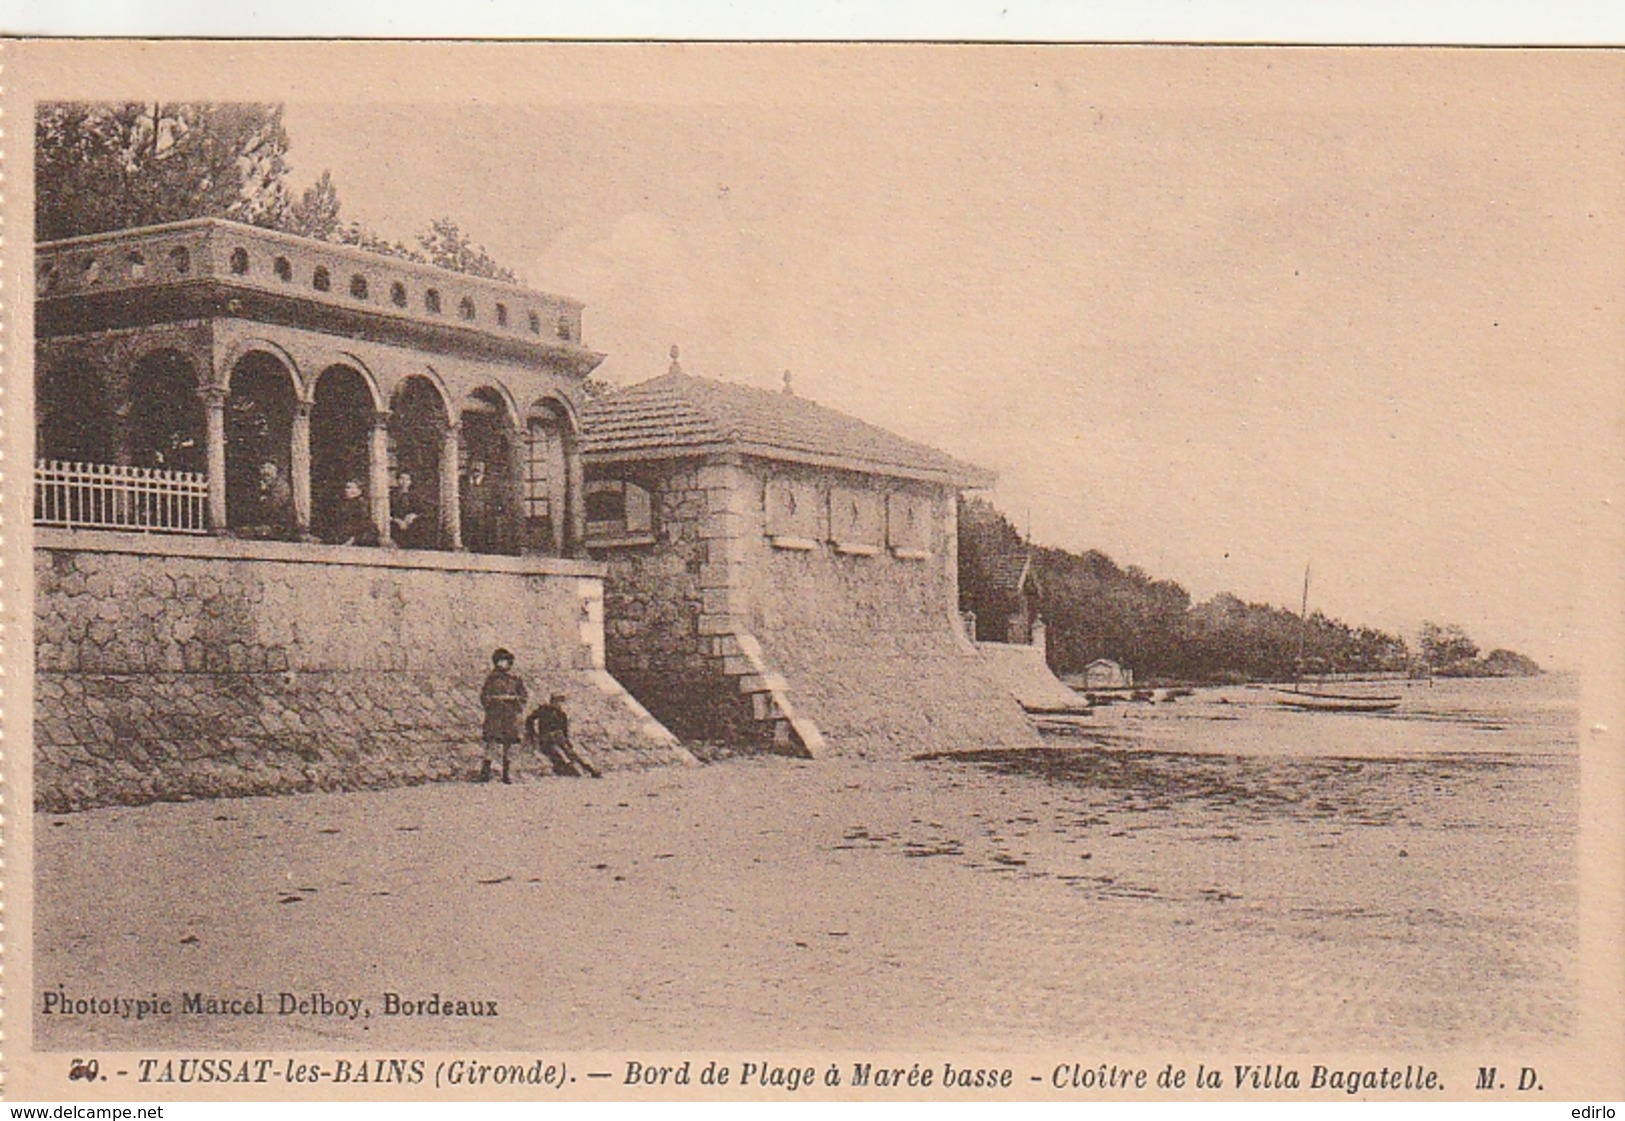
[{"left": 707, "top": 632, "right": 825, "bottom": 757}]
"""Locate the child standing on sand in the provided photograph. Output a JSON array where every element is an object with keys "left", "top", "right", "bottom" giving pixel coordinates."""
[{"left": 478, "top": 648, "right": 528, "bottom": 784}]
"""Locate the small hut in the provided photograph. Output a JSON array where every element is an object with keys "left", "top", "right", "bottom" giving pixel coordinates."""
[{"left": 1084, "top": 658, "right": 1133, "bottom": 689}]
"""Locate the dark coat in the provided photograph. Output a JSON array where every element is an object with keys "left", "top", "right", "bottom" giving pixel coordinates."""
[
  {"left": 526, "top": 703, "right": 569, "bottom": 743},
  {"left": 480, "top": 668, "right": 528, "bottom": 743}
]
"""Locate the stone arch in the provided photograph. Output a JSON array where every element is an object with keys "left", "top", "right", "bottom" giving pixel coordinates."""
[
  {"left": 388, "top": 374, "right": 453, "bottom": 550},
  {"left": 127, "top": 348, "right": 206, "bottom": 475},
  {"left": 36, "top": 359, "right": 116, "bottom": 466},
  {"left": 218, "top": 338, "right": 306, "bottom": 400},
  {"left": 457, "top": 381, "right": 522, "bottom": 433},
  {"left": 407, "top": 364, "right": 457, "bottom": 425},
  {"left": 521, "top": 393, "right": 580, "bottom": 556},
  {"left": 318, "top": 351, "right": 385, "bottom": 411},
  {"left": 123, "top": 335, "right": 212, "bottom": 392},
  {"left": 225, "top": 350, "right": 300, "bottom": 537},
  {"left": 459, "top": 385, "right": 522, "bottom": 555},
  {"left": 310, "top": 363, "right": 380, "bottom": 544}
]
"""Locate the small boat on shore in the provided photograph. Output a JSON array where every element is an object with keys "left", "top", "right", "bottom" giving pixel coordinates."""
[
  {"left": 1275, "top": 688, "right": 1401, "bottom": 714},
  {"left": 1278, "top": 563, "right": 1402, "bottom": 714}
]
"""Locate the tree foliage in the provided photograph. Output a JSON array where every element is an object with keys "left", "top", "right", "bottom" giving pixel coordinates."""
[
  {"left": 37, "top": 102, "right": 294, "bottom": 241},
  {"left": 416, "top": 218, "right": 518, "bottom": 283},
  {"left": 959, "top": 496, "right": 1412, "bottom": 683},
  {"left": 37, "top": 102, "right": 522, "bottom": 284},
  {"left": 1419, "top": 620, "right": 1480, "bottom": 670}
]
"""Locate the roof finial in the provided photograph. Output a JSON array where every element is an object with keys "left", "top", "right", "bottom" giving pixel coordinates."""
[
  {"left": 782, "top": 369, "right": 794, "bottom": 396},
  {"left": 669, "top": 344, "right": 683, "bottom": 376}
]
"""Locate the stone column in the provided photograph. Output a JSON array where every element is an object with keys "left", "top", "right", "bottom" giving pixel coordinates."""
[
  {"left": 566, "top": 436, "right": 586, "bottom": 558},
  {"left": 369, "top": 410, "right": 393, "bottom": 546},
  {"left": 201, "top": 386, "right": 229, "bottom": 533},
  {"left": 506, "top": 422, "right": 527, "bottom": 555},
  {"left": 290, "top": 401, "right": 313, "bottom": 539},
  {"left": 547, "top": 427, "right": 567, "bottom": 557},
  {"left": 440, "top": 421, "right": 463, "bottom": 550}
]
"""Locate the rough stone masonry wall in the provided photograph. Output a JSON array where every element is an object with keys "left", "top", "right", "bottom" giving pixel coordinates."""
[
  {"left": 736, "top": 461, "right": 1041, "bottom": 759},
  {"left": 595, "top": 462, "right": 759, "bottom": 744},
  {"left": 35, "top": 531, "right": 687, "bottom": 812},
  {"left": 593, "top": 455, "right": 1038, "bottom": 757}
]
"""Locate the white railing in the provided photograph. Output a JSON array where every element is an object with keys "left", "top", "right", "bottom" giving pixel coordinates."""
[{"left": 35, "top": 459, "right": 210, "bottom": 535}]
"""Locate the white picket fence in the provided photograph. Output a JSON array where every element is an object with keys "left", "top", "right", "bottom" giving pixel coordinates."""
[{"left": 35, "top": 459, "right": 210, "bottom": 534}]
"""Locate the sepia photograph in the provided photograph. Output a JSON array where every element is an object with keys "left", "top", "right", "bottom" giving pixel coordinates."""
[{"left": 3, "top": 39, "right": 1621, "bottom": 1102}]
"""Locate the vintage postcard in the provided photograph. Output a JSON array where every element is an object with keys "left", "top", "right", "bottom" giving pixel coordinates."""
[{"left": 1, "top": 40, "right": 1621, "bottom": 1103}]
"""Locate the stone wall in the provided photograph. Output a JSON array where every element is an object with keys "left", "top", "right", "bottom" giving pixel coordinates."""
[
  {"left": 738, "top": 460, "right": 1040, "bottom": 757},
  {"left": 590, "top": 454, "right": 1039, "bottom": 757},
  {"left": 35, "top": 530, "right": 688, "bottom": 811},
  {"left": 593, "top": 461, "right": 759, "bottom": 743}
]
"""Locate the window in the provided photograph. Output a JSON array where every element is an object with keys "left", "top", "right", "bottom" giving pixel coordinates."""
[
  {"left": 524, "top": 417, "right": 559, "bottom": 523},
  {"left": 312, "top": 266, "right": 331, "bottom": 292},
  {"left": 127, "top": 251, "right": 147, "bottom": 280},
  {"left": 169, "top": 246, "right": 190, "bottom": 275},
  {"left": 274, "top": 256, "right": 293, "bottom": 282},
  {"left": 585, "top": 487, "right": 624, "bottom": 523},
  {"left": 459, "top": 296, "right": 477, "bottom": 321},
  {"left": 765, "top": 476, "right": 822, "bottom": 549},
  {"left": 556, "top": 316, "right": 573, "bottom": 341},
  {"left": 829, "top": 486, "right": 884, "bottom": 555},
  {"left": 886, "top": 491, "right": 931, "bottom": 558},
  {"left": 350, "top": 274, "right": 369, "bottom": 299},
  {"left": 495, "top": 303, "right": 509, "bottom": 327},
  {"left": 390, "top": 281, "right": 407, "bottom": 307},
  {"left": 527, "top": 310, "right": 541, "bottom": 335},
  {"left": 229, "top": 247, "right": 250, "bottom": 275},
  {"left": 584, "top": 480, "right": 653, "bottom": 544},
  {"left": 425, "top": 289, "right": 441, "bottom": 314}
]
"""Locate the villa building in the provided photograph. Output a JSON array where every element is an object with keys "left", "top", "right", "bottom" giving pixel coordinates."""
[{"left": 33, "top": 220, "right": 1038, "bottom": 810}]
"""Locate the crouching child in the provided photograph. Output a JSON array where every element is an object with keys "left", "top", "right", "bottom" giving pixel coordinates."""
[{"left": 526, "top": 693, "right": 601, "bottom": 778}]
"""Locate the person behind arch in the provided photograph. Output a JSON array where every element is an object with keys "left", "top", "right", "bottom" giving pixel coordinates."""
[
  {"left": 390, "top": 468, "right": 430, "bottom": 549},
  {"left": 334, "top": 478, "right": 378, "bottom": 547},
  {"left": 462, "top": 459, "right": 491, "bottom": 553},
  {"left": 244, "top": 460, "right": 295, "bottom": 540}
]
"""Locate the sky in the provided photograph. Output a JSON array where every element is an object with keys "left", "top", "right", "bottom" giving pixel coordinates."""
[{"left": 277, "top": 49, "right": 1622, "bottom": 665}]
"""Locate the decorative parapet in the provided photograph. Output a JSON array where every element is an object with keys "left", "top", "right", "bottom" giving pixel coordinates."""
[{"left": 37, "top": 218, "right": 595, "bottom": 362}]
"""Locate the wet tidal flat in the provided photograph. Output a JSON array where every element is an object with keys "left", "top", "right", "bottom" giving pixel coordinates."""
[{"left": 35, "top": 677, "right": 1577, "bottom": 1052}]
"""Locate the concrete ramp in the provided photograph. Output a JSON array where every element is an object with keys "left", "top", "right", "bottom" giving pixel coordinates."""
[
  {"left": 758, "top": 630, "right": 1042, "bottom": 759},
  {"left": 975, "top": 641, "right": 1092, "bottom": 713}
]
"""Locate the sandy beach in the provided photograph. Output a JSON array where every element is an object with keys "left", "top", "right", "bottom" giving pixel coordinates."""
[{"left": 35, "top": 677, "right": 1577, "bottom": 1054}]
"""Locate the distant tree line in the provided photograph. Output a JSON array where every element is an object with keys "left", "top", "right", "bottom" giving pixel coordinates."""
[
  {"left": 959, "top": 497, "right": 1538, "bottom": 683},
  {"left": 37, "top": 102, "right": 515, "bottom": 281},
  {"left": 1417, "top": 621, "right": 1542, "bottom": 678}
]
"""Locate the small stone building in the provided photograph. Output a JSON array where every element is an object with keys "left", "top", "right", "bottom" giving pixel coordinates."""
[
  {"left": 1084, "top": 658, "right": 1134, "bottom": 689},
  {"left": 962, "top": 547, "right": 1042, "bottom": 646},
  {"left": 580, "top": 359, "right": 1041, "bottom": 757}
]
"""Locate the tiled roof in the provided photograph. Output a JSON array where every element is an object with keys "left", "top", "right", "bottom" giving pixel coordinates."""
[
  {"left": 987, "top": 553, "right": 1034, "bottom": 595},
  {"left": 580, "top": 371, "right": 995, "bottom": 487}
]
